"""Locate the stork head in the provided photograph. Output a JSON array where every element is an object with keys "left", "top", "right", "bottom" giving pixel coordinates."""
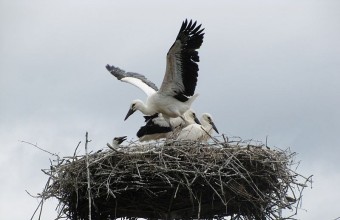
[
  {"left": 201, "top": 113, "right": 219, "bottom": 134},
  {"left": 124, "top": 100, "right": 143, "bottom": 120},
  {"left": 113, "top": 136, "right": 127, "bottom": 145},
  {"left": 183, "top": 109, "right": 201, "bottom": 125}
]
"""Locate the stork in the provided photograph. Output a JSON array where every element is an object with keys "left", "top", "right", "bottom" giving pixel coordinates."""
[
  {"left": 137, "top": 109, "right": 200, "bottom": 142},
  {"left": 176, "top": 113, "right": 219, "bottom": 142},
  {"left": 107, "top": 136, "right": 127, "bottom": 150},
  {"left": 106, "top": 19, "right": 204, "bottom": 122}
]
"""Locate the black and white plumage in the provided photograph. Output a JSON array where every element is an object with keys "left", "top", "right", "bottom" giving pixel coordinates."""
[
  {"left": 137, "top": 109, "right": 200, "bottom": 142},
  {"left": 176, "top": 113, "right": 219, "bottom": 142},
  {"left": 106, "top": 19, "right": 204, "bottom": 121},
  {"left": 136, "top": 114, "right": 172, "bottom": 142}
]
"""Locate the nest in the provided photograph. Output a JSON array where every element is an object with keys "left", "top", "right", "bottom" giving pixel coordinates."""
[{"left": 39, "top": 136, "right": 311, "bottom": 220}]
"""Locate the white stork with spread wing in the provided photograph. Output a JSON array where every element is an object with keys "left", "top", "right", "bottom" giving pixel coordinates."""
[{"left": 106, "top": 19, "right": 204, "bottom": 121}]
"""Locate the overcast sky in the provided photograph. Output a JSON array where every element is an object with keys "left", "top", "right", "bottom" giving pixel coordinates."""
[{"left": 1, "top": 0, "right": 340, "bottom": 219}]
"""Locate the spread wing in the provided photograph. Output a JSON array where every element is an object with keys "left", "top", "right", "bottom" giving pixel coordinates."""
[
  {"left": 106, "top": 65, "right": 158, "bottom": 96},
  {"left": 159, "top": 19, "right": 205, "bottom": 102}
]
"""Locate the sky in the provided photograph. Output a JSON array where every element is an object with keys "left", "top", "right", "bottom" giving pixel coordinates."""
[{"left": 1, "top": 0, "right": 340, "bottom": 219}]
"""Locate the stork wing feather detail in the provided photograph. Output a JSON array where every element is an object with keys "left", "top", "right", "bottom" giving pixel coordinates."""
[
  {"left": 106, "top": 65, "right": 158, "bottom": 96},
  {"left": 159, "top": 19, "right": 205, "bottom": 102},
  {"left": 137, "top": 115, "right": 172, "bottom": 139}
]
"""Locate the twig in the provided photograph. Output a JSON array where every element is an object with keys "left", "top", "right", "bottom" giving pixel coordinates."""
[
  {"left": 73, "top": 141, "right": 82, "bottom": 158},
  {"left": 30, "top": 197, "right": 43, "bottom": 220},
  {"left": 222, "top": 134, "right": 228, "bottom": 144},
  {"left": 29, "top": 177, "right": 51, "bottom": 220},
  {"left": 20, "top": 140, "right": 59, "bottom": 158},
  {"left": 198, "top": 192, "right": 202, "bottom": 220},
  {"left": 38, "top": 196, "right": 44, "bottom": 220},
  {"left": 85, "top": 132, "right": 92, "bottom": 220}
]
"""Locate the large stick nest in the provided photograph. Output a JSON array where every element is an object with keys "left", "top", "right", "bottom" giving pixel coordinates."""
[{"left": 41, "top": 137, "right": 310, "bottom": 220}]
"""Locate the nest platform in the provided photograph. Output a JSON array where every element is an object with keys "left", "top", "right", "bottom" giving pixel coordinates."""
[{"left": 41, "top": 137, "right": 310, "bottom": 220}]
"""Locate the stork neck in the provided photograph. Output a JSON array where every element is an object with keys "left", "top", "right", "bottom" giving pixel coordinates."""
[
  {"left": 202, "top": 121, "right": 213, "bottom": 133},
  {"left": 138, "top": 102, "right": 157, "bottom": 115}
]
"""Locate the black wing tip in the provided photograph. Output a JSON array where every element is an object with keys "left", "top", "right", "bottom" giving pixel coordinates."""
[
  {"left": 180, "top": 19, "right": 205, "bottom": 37},
  {"left": 176, "top": 19, "right": 205, "bottom": 52},
  {"left": 106, "top": 64, "right": 113, "bottom": 71},
  {"left": 106, "top": 64, "right": 117, "bottom": 72},
  {"left": 106, "top": 64, "right": 126, "bottom": 80}
]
